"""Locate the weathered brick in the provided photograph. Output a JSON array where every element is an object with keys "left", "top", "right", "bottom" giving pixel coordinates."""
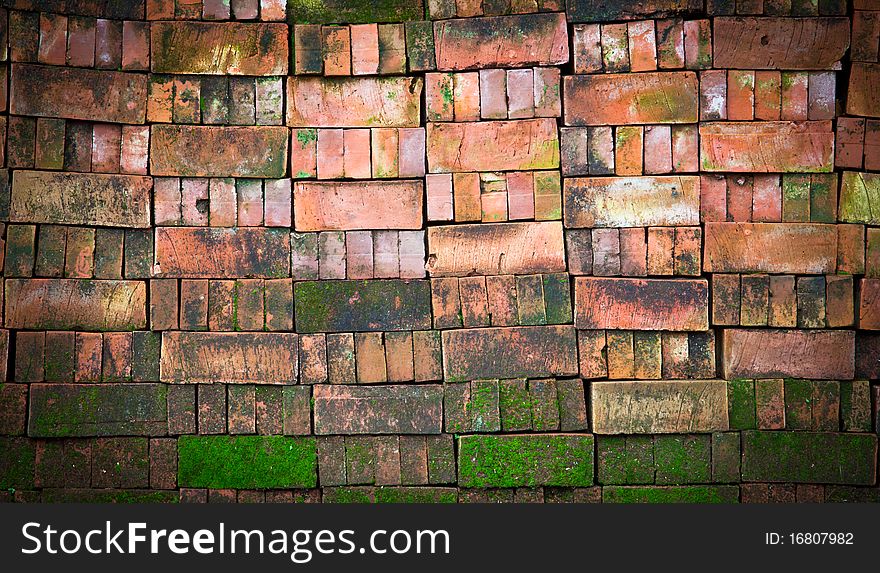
[
  {"left": 5, "top": 279, "right": 146, "bottom": 330},
  {"left": 742, "top": 431, "right": 876, "bottom": 485},
  {"left": 295, "top": 280, "right": 431, "bottom": 333},
  {"left": 294, "top": 181, "right": 423, "bottom": 231},
  {"left": 28, "top": 384, "right": 167, "bottom": 438},
  {"left": 154, "top": 227, "right": 290, "bottom": 278},
  {"left": 722, "top": 329, "right": 855, "bottom": 380},
  {"left": 564, "top": 176, "right": 700, "bottom": 228},
  {"left": 160, "top": 332, "right": 298, "bottom": 384},
  {"left": 433, "top": 13, "right": 568, "bottom": 70},
  {"left": 713, "top": 17, "right": 850, "bottom": 70},
  {"left": 564, "top": 72, "right": 699, "bottom": 125},
  {"left": 427, "top": 119, "right": 559, "bottom": 173},
  {"left": 700, "top": 122, "right": 834, "bottom": 172},
  {"left": 178, "top": 436, "right": 316, "bottom": 489},
  {"left": 840, "top": 171, "right": 880, "bottom": 225},
  {"left": 442, "top": 325, "right": 578, "bottom": 382},
  {"left": 592, "top": 381, "right": 728, "bottom": 434},
  {"left": 314, "top": 384, "right": 443, "bottom": 435},
  {"left": 150, "top": 125, "right": 288, "bottom": 178},
  {"left": 575, "top": 278, "right": 708, "bottom": 331},
  {"left": 704, "top": 223, "right": 837, "bottom": 274},
  {"left": 11, "top": 63, "right": 147, "bottom": 124},
  {"left": 287, "top": 76, "right": 422, "bottom": 127},
  {"left": 151, "top": 22, "right": 287, "bottom": 75},
  {"left": 458, "top": 434, "right": 594, "bottom": 488},
  {"left": 426, "top": 222, "right": 565, "bottom": 276},
  {"left": 567, "top": 0, "right": 701, "bottom": 22},
  {"left": 10, "top": 171, "right": 151, "bottom": 228}
]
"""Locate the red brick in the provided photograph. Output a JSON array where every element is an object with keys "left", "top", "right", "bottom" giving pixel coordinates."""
[
  {"left": 180, "top": 178, "right": 209, "bottom": 226},
  {"left": 38, "top": 14, "right": 67, "bottom": 66},
  {"left": 0, "top": 383, "right": 27, "bottom": 434},
  {"left": 294, "top": 180, "right": 423, "bottom": 231},
  {"left": 122, "top": 21, "right": 149, "bottom": 70},
  {"left": 427, "top": 118, "right": 559, "bottom": 172},
  {"left": 67, "top": 16, "right": 97, "bottom": 67},
  {"left": 656, "top": 18, "right": 685, "bottom": 69},
  {"left": 426, "top": 222, "right": 565, "bottom": 277},
  {"left": 644, "top": 125, "right": 672, "bottom": 174},
  {"left": 713, "top": 17, "right": 850, "bottom": 70},
  {"left": 351, "top": 24, "right": 380, "bottom": 75},
  {"left": 433, "top": 13, "right": 568, "bottom": 70},
  {"left": 34, "top": 118, "right": 64, "bottom": 171},
  {"left": 6, "top": 279, "right": 146, "bottom": 331},
  {"left": 601, "top": 23, "right": 629, "bottom": 72},
  {"left": 564, "top": 176, "right": 700, "bottom": 228},
  {"left": 291, "top": 129, "right": 318, "bottom": 179},
  {"left": 700, "top": 70, "right": 727, "bottom": 121},
  {"left": 385, "top": 331, "right": 414, "bottom": 382},
  {"left": 700, "top": 121, "right": 833, "bottom": 172},
  {"left": 314, "top": 384, "right": 443, "bottom": 435},
  {"left": 628, "top": 20, "right": 657, "bottom": 72},
  {"left": 150, "top": 125, "right": 288, "bottom": 178},
  {"left": 684, "top": 18, "right": 712, "bottom": 69},
  {"left": 454, "top": 72, "right": 481, "bottom": 121},
  {"left": 704, "top": 222, "right": 837, "bottom": 274},
  {"left": 161, "top": 332, "right": 297, "bottom": 384},
  {"left": 150, "top": 279, "right": 179, "bottom": 331},
  {"left": 426, "top": 173, "right": 454, "bottom": 222},
  {"left": 442, "top": 325, "right": 578, "bottom": 382},
  {"left": 575, "top": 277, "right": 709, "bottom": 331},
  {"left": 11, "top": 63, "right": 147, "bottom": 124},
  {"left": 151, "top": 22, "right": 287, "bottom": 75},
  {"left": 756, "top": 379, "right": 785, "bottom": 430},
  {"left": 507, "top": 69, "right": 535, "bottom": 119},
  {"left": 860, "top": 278, "right": 880, "bottom": 329},
  {"left": 150, "top": 438, "right": 177, "bottom": 490},
  {"left": 646, "top": 227, "right": 674, "bottom": 275},
  {"left": 781, "top": 72, "right": 809, "bottom": 121},
  {"left": 615, "top": 126, "right": 643, "bottom": 175},
  {"left": 754, "top": 71, "right": 782, "bottom": 120},
  {"left": 322, "top": 26, "right": 351, "bottom": 76},
  {"left": 426, "top": 73, "right": 454, "bottom": 122},
  {"left": 287, "top": 76, "right": 422, "bottom": 127},
  {"left": 564, "top": 72, "right": 699, "bottom": 126},
  {"left": 722, "top": 329, "right": 855, "bottom": 380},
  {"left": 727, "top": 71, "right": 755, "bottom": 121},
  {"left": 63, "top": 227, "right": 95, "bottom": 279},
  {"left": 154, "top": 227, "right": 290, "bottom": 278},
  {"left": 573, "top": 23, "right": 602, "bottom": 73},
  {"left": 75, "top": 332, "right": 102, "bottom": 382},
  {"left": 751, "top": 175, "right": 782, "bottom": 222}
]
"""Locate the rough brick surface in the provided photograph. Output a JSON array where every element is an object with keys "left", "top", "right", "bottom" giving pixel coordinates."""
[{"left": 1, "top": 2, "right": 875, "bottom": 504}]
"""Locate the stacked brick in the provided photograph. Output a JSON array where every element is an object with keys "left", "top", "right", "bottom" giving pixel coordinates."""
[{"left": 0, "top": 0, "right": 877, "bottom": 504}]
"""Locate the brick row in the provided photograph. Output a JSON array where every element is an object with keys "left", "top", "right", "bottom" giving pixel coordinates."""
[
  {"left": 292, "top": 23, "right": 406, "bottom": 75},
  {"left": 561, "top": 126, "right": 698, "bottom": 176},
  {"left": 565, "top": 227, "right": 701, "bottom": 277},
  {"left": 148, "top": 75, "right": 284, "bottom": 125},
  {"left": 291, "top": 230, "right": 425, "bottom": 280},
  {"left": 426, "top": 171, "right": 560, "bottom": 222},
  {"left": 700, "top": 173, "right": 838, "bottom": 223},
  {"left": 577, "top": 330, "right": 715, "bottom": 380},
  {"left": 290, "top": 128, "right": 425, "bottom": 180},
  {"left": 699, "top": 70, "right": 835, "bottom": 122}
]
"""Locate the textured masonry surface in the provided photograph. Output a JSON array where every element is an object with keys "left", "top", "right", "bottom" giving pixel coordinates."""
[{"left": 0, "top": 0, "right": 878, "bottom": 504}]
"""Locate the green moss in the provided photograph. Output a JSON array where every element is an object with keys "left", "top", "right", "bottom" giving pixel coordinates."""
[
  {"left": 178, "top": 436, "right": 317, "bottom": 489},
  {"left": 727, "top": 379, "right": 756, "bottom": 430},
  {"left": 603, "top": 486, "right": 739, "bottom": 504},
  {"left": 376, "top": 487, "right": 457, "bottom": 504},
  {"left": 295, "top": 128, "right": 317, "bottom": 148},
  {"left": 597, "top": 436, "right": 654, "bottom": 485},
  {"left": 0, "top": 438, "right": 35, "bottom": 489},
  {"left": 458, "top": 434, "right": 594, "bottom": 488},
  {"left": 653, "top": 435, "right": 711, "bottom": 485},
  {"left": 288, "top": 0, "right": 423, "bottom": 24}
]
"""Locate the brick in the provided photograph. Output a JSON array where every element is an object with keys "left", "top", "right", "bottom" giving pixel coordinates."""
[
  {"left": 755, "top": 71, "right": 782, "bottom": 120},
  {"left": 150, "top": 22, "right": 286, "bottom": 75},
  {"left": 34, "top": 118, "right": 65, "bottom": 170},
  {"left": 426, "top": 222, "right": 565, "bottom": 276},
  {"left": 722, "top": 329, "right": 855, "bottom": 380},
  {"left": 6, "top": 279, "right": 146, "bottom": 331},
  {"left": 840, "top": 171, "right": 880, "bottom": 225},
  {"left": 592, "top": 381, "right": 729, "bottom": 434},
  {"left": 742, "top": 431, "right": 876, "bottom": 485},
  {"left": 282, "top": 386, "right": 311, "bottom": 435},
  {"left": 603, "top": 485, "right": 739, "bottom": 503},
  {"left": 848, "top": 63, "right": 880, "bottom": 117},
  {"left": 427, "top": 119, "right": 559, "bottom": 173},
  {"left": 294, "top": 181, "right": 423, "bottom": 231},
  {"left": 598, "top": 435, "right": 654, "bottom": 485},
  {"left": 454, "top": 72, "right": 481, "bottom": 121},
  {"left": 5, "top": 224, "right": 36, "bottom": 277},
  {"left": 564, "top": 176, "right": 699, "bottom": 228},
  {"left": 683, "top": 19, "right": 712, "bottom": 69},
  {"left": 564, "top": 72, "right": 699, "bottom": 125},
  {"left": 11, "top": 63, "right": 147, "bottom": 124},
  {"left": 288, "top": 76, "right": 421, "bottom": 127},
  {"left": 67, "top": 16, "right": 96, "bottom": 67},
  {"left": 314, "top": 385, "right": 442, "bottom": 435},
  {"left": 10, "top": 171, "right": 151, "bottom": 228},
  {"left": 150, "top": 125, "right": 288, "bottom": 178},
  {"left": 740, "top": 274, "right": 769, "bottom": 326},
  {"left": 154, "top": 227, "right": 290, "bottom": 278},
  {"left": 575, "top": 278, "right": 708, "bottom": 331},
  {"left": 700, "top": 121, "right": 834, "bottom": 172},
  {"left": 295, "top": 280, "right": 431, "bottom": 333},
  {"left": 434, "top": 13, "right": 567, "bottom": 70},
  {"left": 29, "top": 384, "right": 167, "bottom": 437},
  {"left": 161, "top": 332, "right": 297, "bottom": 384},
  {"left": 458, "top": 434, "right": 594, "bottom": 488},
  {"left": 781, "top": 72, "right": 809, "bottom": 121},
  {"left": 236, "top": 180, "right": 263, "bottom": 226},
  {"left": 178, "top": 436, "right": 316, "bottom": 489},
  {"left": 704, "top": 222, "right": 837, "bottom": 274},
  {"left": 713, "top": 17, "right": 850, "bottom": 69},
  {"left": 442, "top": 325, "right": 578, "bottom": 382}
]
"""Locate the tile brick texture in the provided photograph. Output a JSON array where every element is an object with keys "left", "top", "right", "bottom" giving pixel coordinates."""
[{"left": 0, "top": 1, "right": 878, "bottom": 504}]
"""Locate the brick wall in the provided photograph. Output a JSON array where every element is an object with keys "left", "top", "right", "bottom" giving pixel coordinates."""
[{"left": 0, "top": 0, "right": 878, "bottom": 504}]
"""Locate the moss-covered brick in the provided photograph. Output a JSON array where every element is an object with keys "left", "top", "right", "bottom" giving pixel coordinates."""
[
  {"left": 323, "top": 486, "right": 457, "bottom": 503},
  {"left": 41, "top": 489, "right": 179, "bottom": 503},
  {"left": 0, "top": 437, "right": 35, "bottom": 489},
  {"left": 653, "top": 435, "right": 711, "bottom": 485},
  {"left": 825, "top": 486, "right": 880, "bottom": 503},
  {"left": 470, "top": 380, "right": 501, "bottom": 432},
  {"left": 131, "top": 331, "right": 161, "bottom": 382},
  {"left": 516, "top": 275, "right": 547, "bottom": 326},
  {"left": 294, "top": 280, "right": 432, "bottom": 333},
  {"left": 124, "top": 228, "right": 153, "bottom": 279},
  {"left": 426, "top": 435, "right": 455, "bottom": 484},
  {"left": 499, "top": 379, "right": 532, "bottom": 432},
  {"left": 742, "top": 431, "right": 878, "bottom": 485},
  {"left": 28, "top": 384, "right": 168, "bottom": 438},
  {"left": 840, "top": 171, "right": 880, "bottom": 225},
  {"left": 529, "top": 380, "right": 560, "bottom": 431},
  {"left": 784, "top": 379, "right": 840, "bottom": 431},
  {"left": 458, "top": 434, "right": 594, "bottom": 488},
  {"left": 288, "top": 0, "right": 425, "bottom": 24},
  {"left": 4, "top": 224, "right": 35, "bottom": 277},
  {"left": 711, "top": 432, "right": 741, "bottom": 484},
  {"left": 314, "top": 384, "right": 443, "bottom": 435},
  {"left": 840, "top": 380, "right": 872, "bottom": 433},
  {"left": 727, "top": 379, "right": 756, "bottom": 430},
  {"left": 178, "top": 435, "right": 317, "bottom": 489},
  {"left": 597, "top": 435, "right": 654, "bottom": 485},
  {"left": 542, "top": 273, "right": 572, "bottom": 325},
  {"left": 603, "top": 485, "right": 740, "bottom": 504},
  {"left": 809, "top": 173, "right": 837, "bottom": 223}
]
